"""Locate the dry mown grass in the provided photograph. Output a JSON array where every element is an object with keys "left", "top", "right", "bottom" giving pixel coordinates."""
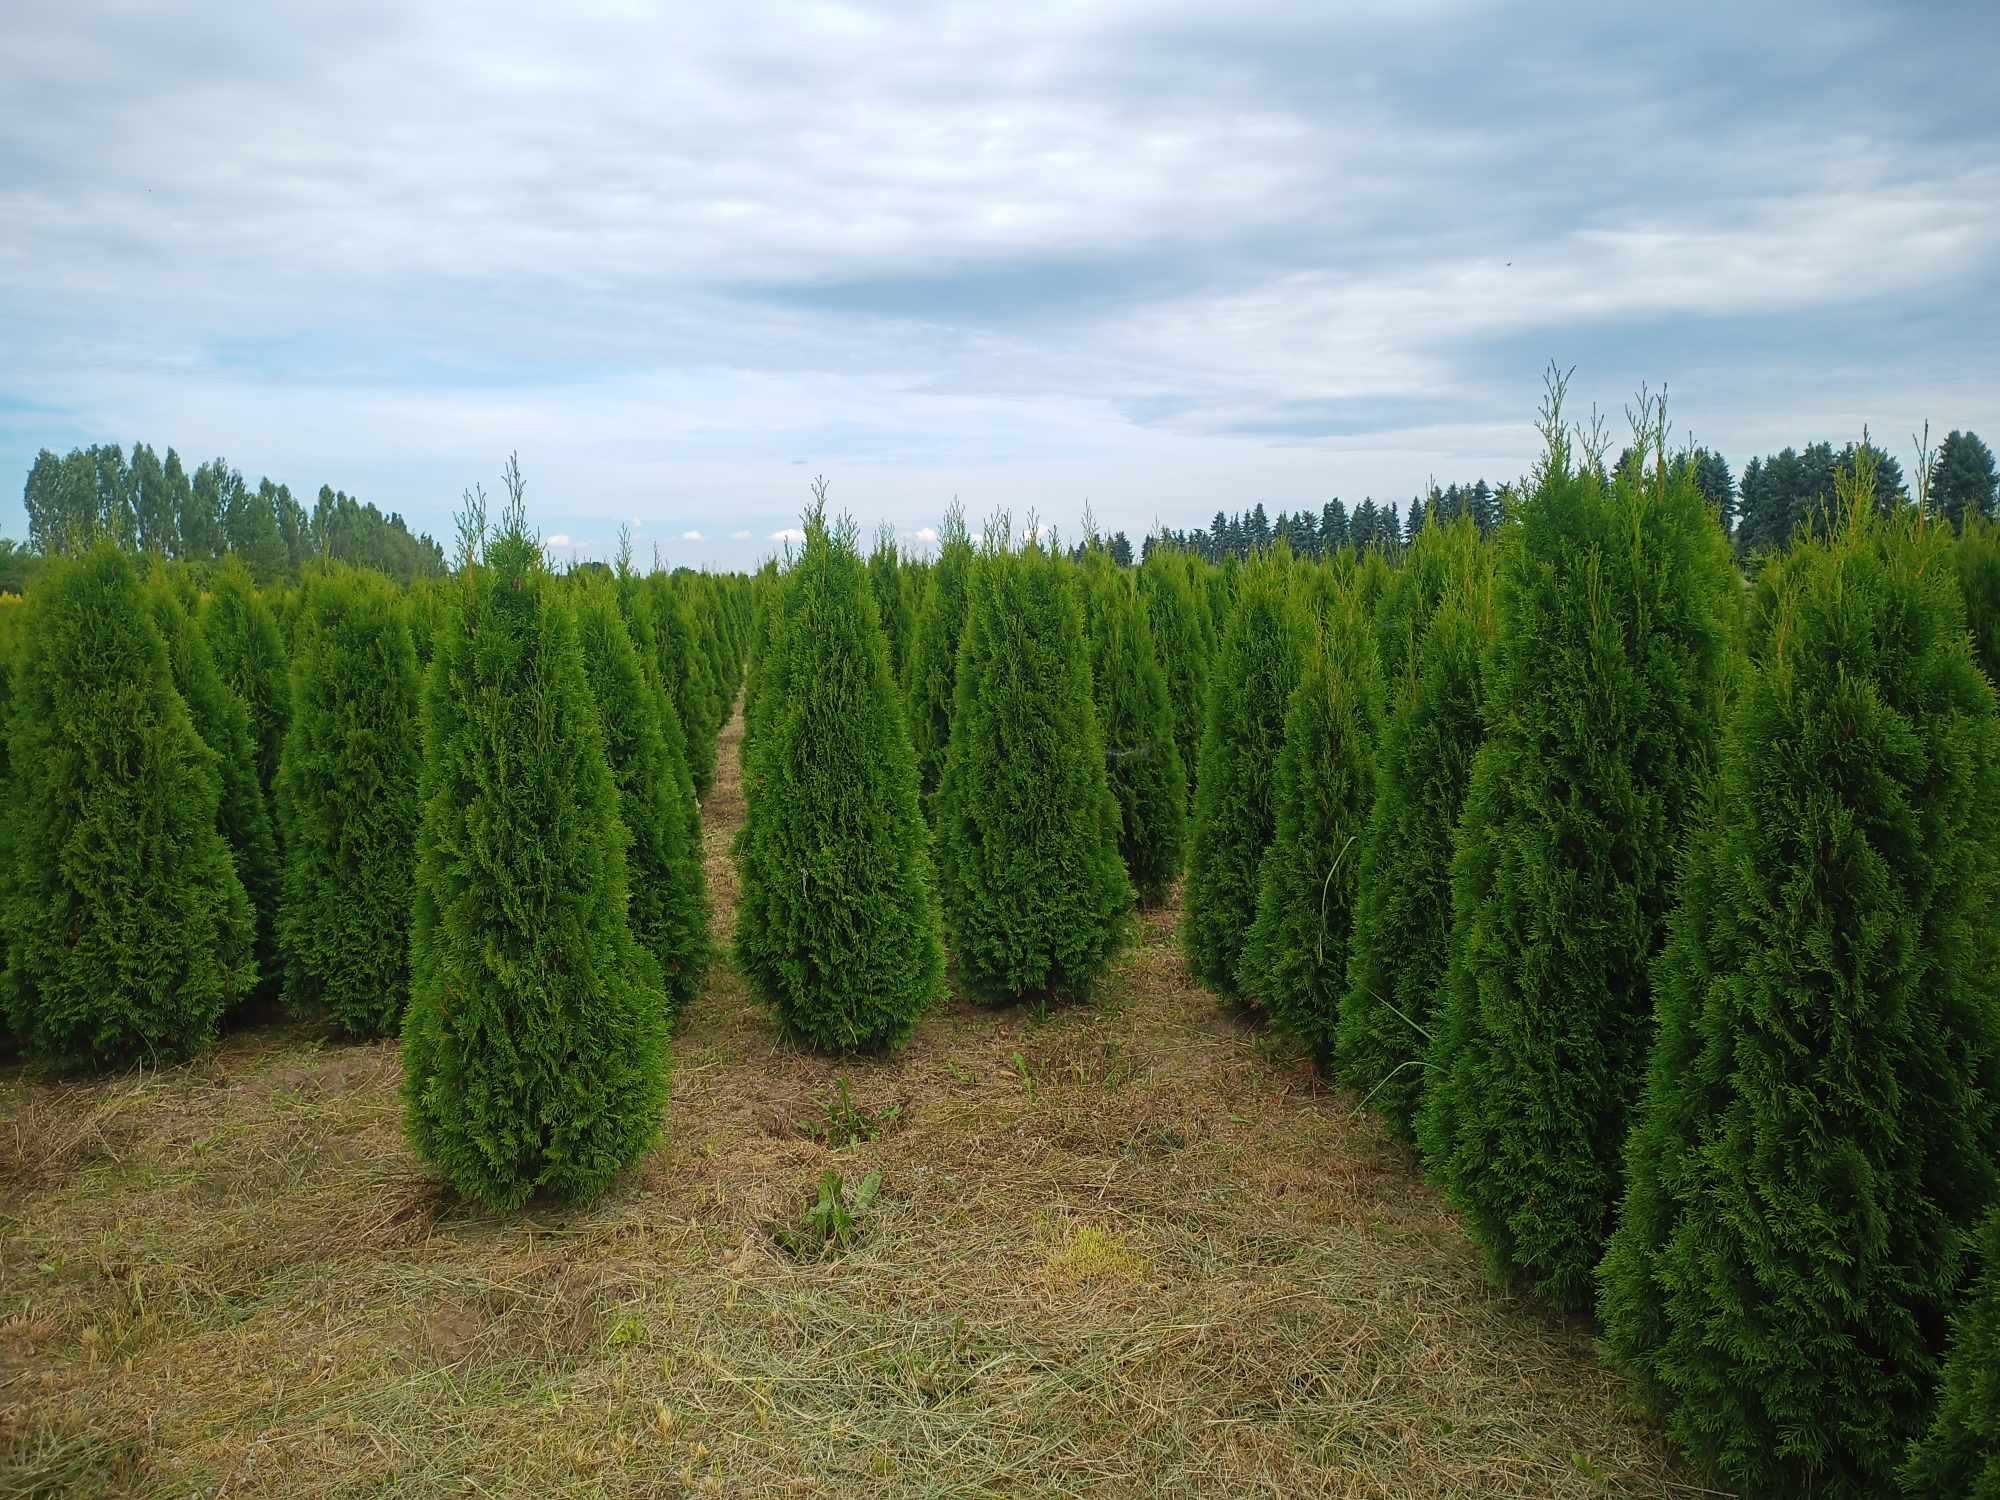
[{"left": 0, "top": 707, "right": 1709, "bottom": 1498}]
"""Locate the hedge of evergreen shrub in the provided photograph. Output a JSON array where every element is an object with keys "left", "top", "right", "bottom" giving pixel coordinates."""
[
  {"left": 935, "top": 535, "right": 1133, "bottom": 1001},
  {"left": 403, "top": 499, "right": 667, "bottom": 1209},
  {"left": 1419, "top": 416, "right": 1738, "bottom": 1313},
  {"left": 1182, "top": 550, "right": 1311, "bottom": 997},
  {"left": 4, "top": 544, "right": 253, "bottom": 1064},
  {"left": 1338, "top": 522, "right": 1494, "bottom": 1137},
  {"left": 1238, "top": 582, "right": 1375, "bottom": 1061},
  {"left": 574, "top": 573, "right": 711, "bottom": 1022},
  {"left": 1599, "top": 478, "right": 2000, "bottom": 1498},
  {"left": 146, "top": 570, "right": 282, "bottom": 997},
  {"left": 1078, "top": 552, "right": 1186, "bottom": 904},
  {"left": 275, "top": 567, "right": 423, "bottom": 1037},
  {"left": 735, "top": 507, "right": 943, "bottom": 1049},
  {"left": 648, "top": 572, "right": 721, "bottom": 796},
  {"left": 907, "top": 502, "right": 972, "bottom": 809}
]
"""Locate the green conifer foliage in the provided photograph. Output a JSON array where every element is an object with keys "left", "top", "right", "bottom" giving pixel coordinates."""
[
  {"left": 735, "top": 505, "right": 943, "bottom": 1049},
  {"left": 868, "top": 526, "right": 916, "bottom": 687},
  {"left": 1137, "top": 550, "right": 1215, "bottom": 811},
  {"left": 935, "top": 533, "right": 1134, "bottom": 1001},
  {"left": 648, "top": 572, "right": 721, "bottom": 797},
  {"left": 1904, "top": 1211, "right": 2000, "bottom": 1499},
  {"left": 1959, "top": 513, "right": 2000, "bottom": 688},
  {"left": 146, "top": 571, "right": 282, "bottom": 997},
  {"left": 1599, "top": 482, "right": 2000, "bottom": 1498},
  {"left": 1079, "top": 553, "right": 1186, "bottom": 904},
  {"left": 907, "top": 503, "right": 972, "bottom": 808},
  {"left": 1182, "top": 552, "right": 1312, "bottom": 997},
  {"left": 1338, "top": 527, "right": 1495, "bottom": 1138},
  {"left": 275, "top": 568, "right": 423, "bottom": 1037},
  {"left": 4, "top": 544, "right": 253, "bottom": 1064},
  {"left": 403, "top": 485, "right": 668, "bottom": 1209},
  {"left": 1238, "top": 584, "right": 1375, "bottom": 1060},
  {"left": 0, "top": 598, "right": 27, "bottom": 1044},
  {"left": 574, "top": 575, "right": 711, "bottom": 1022},
  {"left": 200, "top": 557, "right": 291, "bottom": 811},
  {"left": 1420, "top": 402, "right": 1738, "bottom": 1313}
]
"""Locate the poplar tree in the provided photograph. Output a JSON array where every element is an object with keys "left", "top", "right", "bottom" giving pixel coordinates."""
[
  {"left": 935, "top": 525, "right": 1134, "bottom": 1001},
  {"left": 4, "top": 544, "right": 253, "bottom": 1064},
  {"left": 403, "top": 466, "right": 668, "bottom": 1208},
  {"left": 1600, "top": 470, "right": 2000, "bottom": 1498},
  {"left": 277, "top": 567, "right": 423, "bottom": 1037},
  {"left": 736, "top": 497, "right": 943, "bottom": 1049},
  {"left": 1182, "top": 551, "right": 1311, "bottom": 997},
  {"left": 1420, "top": 385, "right": 1738, "bottom": 1312}
]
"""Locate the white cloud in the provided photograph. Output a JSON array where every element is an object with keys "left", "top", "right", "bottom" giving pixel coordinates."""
[
  {"left": 730, "top": 528, "right": 752, "bottom": 540},
  {"left": 907, "top": 525, "right": 939, "bottom": 545},
  {"left": 681, "top": 529, "right": 703, "bottom": 541},
  {"left": 545, "top": 532, "right": 572, "bottom": 547},
  {"left": 770, "top": 527, "right": 806, "bottom": 544}
]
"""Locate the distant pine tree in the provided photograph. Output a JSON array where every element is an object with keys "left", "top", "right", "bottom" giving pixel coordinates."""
[
  {"left": 1182, "top": 551, "right": 1311, "bottom": 997},
  {"left": 1420, "top": 390, "right": 1738, "bottom": 1312},
  {"left": 935, "top": 531, "right": 1134, "bottom": 1001},
  {"left": 574, "top": 573, "right": 711, "bottom": 1023},
  {"left": 1600, "top": 473, "right": 2000, "bottom": 1499},
  {"left": 1078, "top": 552, "right": 1186, "bottom": 904},
  {"left": 1238, "top": 583, "right": 1375, "bottom": 1061},
  {"left": 4, "top": 544, "right": 253, "bottom": 1064},
  {"left": 736, "top": 499, "right": 943, "bottom": 1049},
  {"left": 276, "top": 567, "right": 423, "bottom": 1037},
  {"left": 403, "top": 470, "right": 667, "bottom": 1208}
]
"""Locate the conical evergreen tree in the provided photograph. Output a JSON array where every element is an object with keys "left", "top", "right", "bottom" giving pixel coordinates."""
[
  {"left": 868, "top": 526, "right": 916, "bottom": 688},
  {"left": 1238, "top": 583, "right": 1375, "bottom": 1061},
  {"left": 574, "top": 574, "right": 711, "bottom": 1022},
  {"left": 1078, "top": 552, "right": 1186, "bottom": 904},
  {"left": 1419, "top": 394, "right": 1738, "bottom": 1312},
  {"left": 0, "top": 598, "right": 27, "bottom": 1046},
  {"left": 403, "top": 471, "right": 668, "bottom": 1209},
  {"left": 648, "top": 571, "right": 721, "bottom": 797},
  {"left": 4, "top": 544, "right": 253, "bottom": 1064},
  {"left": 200, "top": 556, "right": 290, "bottom": 814},
  {"left": 1599, "top": 477, "right": 2000, "bottom": 1498},
  {"left": 277, "top": 567, "right": 423, "bottom": 1037},
  {"left": 1959, "top": 513, "right": 2000, "bottom": 689},
  {"left": 1338, "top": 525, "right": 1495, "bottom": 1138},
  {"left": 907, "top": 502, "right": 972, "bottom": 809},
  {"left": 936, "top": 527, "right": 1134, "bottom": 1001},
  {"left": 1904, "top": 1210, "right": 2000, "bottom": 1498},
  {"left": 1182, "top": 551, "right": 1312, "bottom": 997},
  {"left": 1137, "top": 550, "right": 1214, "bottom": 812},
  {"left": 145, "top": 570, "right": 282, "bottom": 998},
  {"left": 735, "top": 500, "right": 943, "bottom": 1049}
]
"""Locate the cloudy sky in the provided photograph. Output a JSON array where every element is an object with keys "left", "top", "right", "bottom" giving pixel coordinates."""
[{"left": 3, "top": 1, "right": 1996, "bottom": 567}]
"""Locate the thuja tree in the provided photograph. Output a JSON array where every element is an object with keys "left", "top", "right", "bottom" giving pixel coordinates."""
[
  {"left": 648, "top": 571, "right": 721, "bottom": 796},
  {"left": 935, "top": 527, "right": 1134, "bottom": 1000},
  {"left": 275, "top": 568, "right": 423, "bottom": 1036},
  {"left": 1137, "top": 549, "right": 1215, "bottom": 811},
  {"left": 145, "top": 570, "right": 282, "bottom": 996},
  {"left": 574, "top": 574, "right": 710, "bottom": 1022},
  {"left": 200, "top": 556, "right": 291, "bottom": 813},
  {"left": 1078, "top": 552, "right": 1186, "bottom": 904},
  {"left": 4, "top": 544, "right": 253, "bottom": 1064},
  {"left": 1238, "top": 583, "right": 1375, "bottom": 1061},
  {"left": 1960, "top": 514, "right": 2000, "bottom": 688},
  {"left": 1904, "top": 1210, "right": 2000, "bottom": 1498},
  {"left": 1338, "top": 525, "right": 1495, "bottom": 1138},
  {"left": 403, "top": 470, "right": 668, "bottom": 1209},
  {"left": 1419, "top": 390, "right": 1738, "bottom": 1312},
  {"left": 868, "top": 525, "right": 916, "bottom": 688},
  {"left": 0, "top": 599, "right": 27, "bottom": 1045},
  {"left": 1600, "top": 479, "right": 2000, "bottom": 1498},
  {"left": 735, "top": 500, "right": 943, "bottom": 1049},
  {"left": 907, "top": 501, "right": 972, "bottom": 808},
  {"left": 1182, "top": 550, "right": 1312, "bottom": 997}
]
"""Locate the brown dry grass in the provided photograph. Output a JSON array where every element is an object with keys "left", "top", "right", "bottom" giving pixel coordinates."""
[{"left": 0, "top": 705, "right": 1711, "bottom": 1498}]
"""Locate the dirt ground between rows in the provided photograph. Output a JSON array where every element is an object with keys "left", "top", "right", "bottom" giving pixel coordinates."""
[{"left": 0, "top": 705, "right": 1704, "bottom": 1498}]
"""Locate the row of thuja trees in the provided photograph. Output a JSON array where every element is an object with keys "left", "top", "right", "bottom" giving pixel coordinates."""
[
  {"left": 733, "top": 383, "right": 2000, "bottom": 1496},
  {"left": 0, "top": 462, "right": 749, "bottom": 1208}
]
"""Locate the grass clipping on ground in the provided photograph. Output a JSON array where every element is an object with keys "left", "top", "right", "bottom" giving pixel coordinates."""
[{"left": 0, "top": 707, "right": 1697, "bottom": 1498}]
